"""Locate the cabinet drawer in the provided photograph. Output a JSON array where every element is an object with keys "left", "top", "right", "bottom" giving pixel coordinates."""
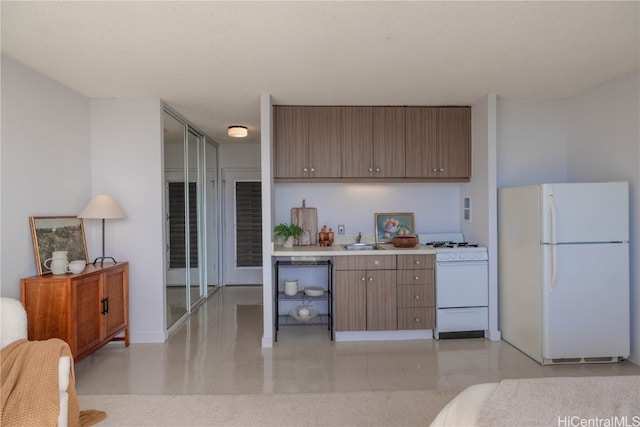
[
  {"left": 398, "top": 308, "right": 434, "bottom": 330},
  {"left": 397, "top": 284, "right": 434, "bottom": 307},
  {"left": 396, "top": 254, "right": 434, "bottom": 270},
  {"left": 335, "top": 255, "right": 396, "bottom": 271},
  {"left": 396, "top": 269, "right": 433, "bottom": 286}
]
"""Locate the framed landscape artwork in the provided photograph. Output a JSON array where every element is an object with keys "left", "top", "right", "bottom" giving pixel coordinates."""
[
  {"left": 29, "top": 216, "right": 89, "bottom": 275},
  {"left": 374, "top": 213, "right": 415, "bottom": 244}
]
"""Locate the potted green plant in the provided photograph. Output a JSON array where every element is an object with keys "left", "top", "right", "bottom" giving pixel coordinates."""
[{"left": 273, "top": 223, "right": 304, "bottom": 248}]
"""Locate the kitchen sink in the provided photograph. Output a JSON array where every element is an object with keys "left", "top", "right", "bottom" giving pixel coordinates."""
[{"left": 343, "top": 243, "right": 382, "bottom": 251}]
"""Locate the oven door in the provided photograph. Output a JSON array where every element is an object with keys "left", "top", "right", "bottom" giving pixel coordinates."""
[{"left": 436, "top": 261, "right": 488, "bottom": 308}]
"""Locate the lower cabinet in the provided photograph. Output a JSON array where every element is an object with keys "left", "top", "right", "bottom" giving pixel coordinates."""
[
  {"left": 334, "top": 255, "right": 397, "bottom": 331},
  {"left": 21, "top": 262, "right": 129, "bottom": 361},
  {"left": 397, "top": 254, "right": 435, "bottom": 330},
  {"left": 334, "top": 254, "right": 436, "bottom": 332}
]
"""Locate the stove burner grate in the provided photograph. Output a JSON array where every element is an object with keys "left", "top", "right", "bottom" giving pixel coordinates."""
[{"left": 425, "top": 241, "right": 479, "bottom": 248}]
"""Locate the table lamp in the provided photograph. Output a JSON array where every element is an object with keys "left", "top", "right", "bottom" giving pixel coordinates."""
[{"left": 78, "top": 194, "right": 126, "bottom": 265}]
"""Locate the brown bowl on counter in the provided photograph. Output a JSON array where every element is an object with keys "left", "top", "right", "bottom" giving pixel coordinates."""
[{"left": 392, "top": 235, "right": 418, "bottom": 248}]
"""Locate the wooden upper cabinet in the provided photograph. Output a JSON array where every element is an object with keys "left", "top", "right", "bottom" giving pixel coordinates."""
[
  {"left": 373, "top": 107, "right": 405, "bottom": 178},
  {"left": 307, "top": 107, "right": 341, "bottom": 178},
  {"left": 275, "top": 105, "right": 469, "bottom": 182},
  {"left": 274, "top": 106, "right": 308, "bottom": 179},
  {"left": 405, "top": 107, "right": 471, "bottom": 179},
  {"left": 340, "top": 106, "right": 373, "bottom": 178},
  {"left": 438, "top": 107, "right": 471, "bottom": 179},
  {"left": 341, "top": 106, "right": 405, "bottom": 178},
  {"left": 274, "top": 106, "right": 341, "bottom": 179}
]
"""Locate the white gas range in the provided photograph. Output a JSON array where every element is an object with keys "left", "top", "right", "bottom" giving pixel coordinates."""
[{"left": 419, "top": 233, "right": 489, "bottom": 339}]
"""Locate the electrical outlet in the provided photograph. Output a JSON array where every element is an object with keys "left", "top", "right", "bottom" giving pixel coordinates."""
[{"left": 338, "top": 224, "right": 345, "bottom": 235}]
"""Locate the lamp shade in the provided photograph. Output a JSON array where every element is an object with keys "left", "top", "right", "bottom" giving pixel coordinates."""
[
  {"left": 227, "top": 126, "right": 248, "bottom": 138},
  {"left": 78, "top": 194, "right": 126, "bottom": 219}
]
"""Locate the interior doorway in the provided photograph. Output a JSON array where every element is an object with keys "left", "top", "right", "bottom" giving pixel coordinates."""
[{"left": 223, "top": 168, "right": 262, "bottom": 285}]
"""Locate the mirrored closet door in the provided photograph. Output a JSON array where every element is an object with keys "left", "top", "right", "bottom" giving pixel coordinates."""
[{"left": 163, "top": 107, "right": 219, "bottom": 329}]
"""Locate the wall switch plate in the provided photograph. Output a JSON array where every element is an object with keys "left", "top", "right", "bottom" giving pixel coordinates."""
[{"left": 338, "top": 224, "right": 345, "bottom": 235}]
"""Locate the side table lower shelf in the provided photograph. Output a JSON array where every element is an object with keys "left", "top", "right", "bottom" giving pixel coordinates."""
[
  {"left": 274, "top": 259, "right": 333, "bottom": 342},
  {"left": 278, "top": 313, "right": 331, "bottom": 326}
]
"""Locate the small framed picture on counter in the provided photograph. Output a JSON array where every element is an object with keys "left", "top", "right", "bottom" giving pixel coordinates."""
[{"left": 375, "top": 213, "right": 415, "bottom": 243}]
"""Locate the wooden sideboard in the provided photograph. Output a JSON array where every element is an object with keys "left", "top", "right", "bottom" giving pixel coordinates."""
[{"left": 21, "top": 262, "right": 129, "bottom": 362}]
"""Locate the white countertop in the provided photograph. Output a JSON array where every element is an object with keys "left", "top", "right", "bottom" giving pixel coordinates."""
[{"left": 272, "top": 243, "right": 436, "bottom": 257}]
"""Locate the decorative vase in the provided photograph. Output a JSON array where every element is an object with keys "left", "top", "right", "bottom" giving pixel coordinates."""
[{"left": 283, "top": 236, "right": 294, "bottom": 248}]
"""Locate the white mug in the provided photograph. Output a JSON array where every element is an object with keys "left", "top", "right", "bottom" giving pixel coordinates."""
[{"left": 66, "top": 260, "right": 86, "bottom": 274}]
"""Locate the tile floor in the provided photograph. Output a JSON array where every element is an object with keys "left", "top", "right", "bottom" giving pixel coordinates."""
[{"left": 75, "top": 286, "right": 640, "bottom": 395}]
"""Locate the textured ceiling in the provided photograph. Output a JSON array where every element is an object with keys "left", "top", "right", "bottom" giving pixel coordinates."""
[{"left": 2, "top": 1, "right": 638, "bottom": 145}]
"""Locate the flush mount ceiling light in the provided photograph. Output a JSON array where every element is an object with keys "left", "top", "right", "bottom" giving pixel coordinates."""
[{"left": 228, "top": 125, "right": 248, "bottom": 138}]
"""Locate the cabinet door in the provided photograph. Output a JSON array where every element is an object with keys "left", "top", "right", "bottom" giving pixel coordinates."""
[
  {"left": 274, "top": 106, "right": 308, "bottom": 178},
  {"left": 335, "top": 270, "right": 366, "bottom": 331},
  {"left": 341, "top": 106, "right": 373, "bottom": 178},
  {"left": 73, "top": 274, "right": 103, "bottom": 357},
  {"left": 437, "top": 107, "right": 470, "bottom": 178},
  {"left": 366, "top": 270, "right": 397, "bottom": 330},
  {"left": 405, "top": 107, "right": 438, "bottom": 178},
  {"left": 373, "top": 107, "right": 405, "bottom": 178},
  {"left": 102, "top": 265, "right": 128, "bottom": 339},
  {"left": 307, "top": 107, "right": 341, "bottom": 178}
]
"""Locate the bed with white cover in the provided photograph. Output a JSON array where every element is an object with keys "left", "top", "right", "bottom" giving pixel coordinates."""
[{"left": 430, "top": 376, "right": 640, "bottom": 427}]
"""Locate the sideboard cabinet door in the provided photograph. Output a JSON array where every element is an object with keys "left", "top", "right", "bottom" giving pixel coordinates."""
[{"left": 21, "top": 262, "right": 129, "bottom": 361}]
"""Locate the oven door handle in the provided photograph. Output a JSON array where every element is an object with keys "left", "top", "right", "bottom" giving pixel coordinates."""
[{"left": 437, "top": 261, "right": 487, "bottom": 267}]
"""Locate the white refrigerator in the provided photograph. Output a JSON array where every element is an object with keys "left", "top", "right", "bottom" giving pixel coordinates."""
[{"left": 498, "top": 182, "right": 630, "bottom": 364}]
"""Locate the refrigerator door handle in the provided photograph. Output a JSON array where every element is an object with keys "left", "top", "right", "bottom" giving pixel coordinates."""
[{"left": 549, "top": 193, "right": 557, "bottom": 292}]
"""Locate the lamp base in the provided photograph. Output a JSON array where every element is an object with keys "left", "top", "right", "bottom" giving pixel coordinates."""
[{"left": 93, "top": 256, "right": 118, "bottom": 266}]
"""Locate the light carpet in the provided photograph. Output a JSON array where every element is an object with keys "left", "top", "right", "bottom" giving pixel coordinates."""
[
  {"left": 477, "top": 375, "right": 640, "bottom": 427},
  {"left": 79, "top": 389, "right": 458, "bottom": 426}
]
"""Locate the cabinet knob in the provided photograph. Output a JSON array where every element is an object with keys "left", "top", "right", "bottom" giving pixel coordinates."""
[
  {"left": 414, "top": 317, "right": 421, "bottom": 322},
  {"left": 310, "top": 167, "right": 315, "bottom": 172},
  {"left": 414, "top": 275, "right": 420, "bottom": 281},
  {"left": 368, "top": 167, "right": 373, "bottom": 172},
  {"left": 368, "top": 277, "right": 374, "bottom": 282},
  {"left": 375, "top": 167, "right": 381, "bottom": 172},
  {"left": 361, "top": 276, "right": 366, "bottom": 281},
  {"left": 303, "top": 167, "right": 308, "bottom": 172},
  {"left": 440, "top": 168, "right": 445, "bottom": 172},
  {"left": 432, "top": 168, "right": 437, "bottom": 172},
  {"left": 414, "top": 295, "right": 420, "bottom": 299},
  {"left": 415, "top": 260, "right": 420, "bottom": 265}
]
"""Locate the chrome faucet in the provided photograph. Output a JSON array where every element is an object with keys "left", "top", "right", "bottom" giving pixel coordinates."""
[{"left": 356, "top": 232, "right": 362, "bottom": 243}]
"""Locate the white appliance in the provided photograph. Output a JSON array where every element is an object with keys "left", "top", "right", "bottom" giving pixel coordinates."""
[
  {"left": 420, "top": 233, "right": 489, "bottom": 339},
  {"left": 498, "top": 182, "right": 630, "bottom": 364}
]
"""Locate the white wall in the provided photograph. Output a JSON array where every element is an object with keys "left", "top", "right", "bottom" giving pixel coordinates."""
[
  {"left": 90, "top": 99, "right": 166, "bottom": 343},
  {"left": 219, "top": 143, "right": 261, "bottom": 169},
  {"left": 0, "top": 55, "right": 91, "bottom": 298},
  {"left": 274, "top": 183, "right": 460, "bottom": 238},
  {"left": 566, "top": 70, "right": 640, "bottom": 364},
  {"left": 497, "top": 99, "right": 568, "bottom": 187},
  {"left": 462, "top": 94, "right": 500, "bottom": 340}
]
